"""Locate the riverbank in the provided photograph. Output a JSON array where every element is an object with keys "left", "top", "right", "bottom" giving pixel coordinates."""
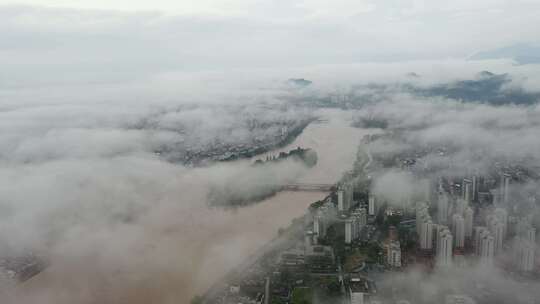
[
  {"left": 198, "top": 111, "right": 377, "bottom": 303},
  {"left": 175, "top": 118, "right": 315, "bottom": 167}
]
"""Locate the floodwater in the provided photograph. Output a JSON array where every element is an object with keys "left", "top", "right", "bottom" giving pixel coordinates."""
[{"left": 15, "top": 109, "right": 370, "bottom": 304}]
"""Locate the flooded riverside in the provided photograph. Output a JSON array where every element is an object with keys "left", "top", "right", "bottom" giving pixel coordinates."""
[{"left": 14, "top": 109, "right": 372, "bottom": 304}]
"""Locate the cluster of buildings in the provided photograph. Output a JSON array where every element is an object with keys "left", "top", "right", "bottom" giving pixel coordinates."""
[
  {"left": 414, "top": 172, "right": 538, "bottom": 273},
  {"left": 203, "top": 136, "right": 540, "bottom": 304},
  {"left": 345, "top": 208, "right": 368, "bottom": 245},
  {"left": 307, "top": 180, "right": 408, "bottom": 304},
  {"left": 171, "top": 119, "right": 312, "bottom": 165},
  {"left": 312, "top": 179, "right": 374, "bottom": 246},
  {"left": 210, "top": 264, "right": 268, "bottom": 304},
  {"left": 312, "top": 198, "right": 338, "bottom": 242},
  {"left": 512, "top": 218, "right": 536, "bottom": 272}
]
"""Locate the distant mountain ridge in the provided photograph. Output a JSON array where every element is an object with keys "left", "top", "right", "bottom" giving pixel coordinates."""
[
  {"left": 412, "top": 71, "right": 540, "bottom": 105},
  {"left": 287, "top": 78, "right": 313, "bottom": 87},
  {"left": 469, "top": 43, "right": 540, "bottom": 65},
  {"left": 292, "top": 71, "right": 540, "bottom": 108}
]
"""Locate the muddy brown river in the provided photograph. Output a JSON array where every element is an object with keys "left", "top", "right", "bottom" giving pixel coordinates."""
[{"left": 14, "top": 109, "right": 371, "bottom": 304}]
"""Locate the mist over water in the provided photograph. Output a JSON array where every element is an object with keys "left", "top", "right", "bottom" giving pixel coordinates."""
[
  {"left": 254, "top": 109, "right": 368, "bottom": 184},
  {"left": 10, "top": 109, "right": 369, "bottom": 304},
  {"left": 2, "top": 1, "right": 540, "bottom": 303}
]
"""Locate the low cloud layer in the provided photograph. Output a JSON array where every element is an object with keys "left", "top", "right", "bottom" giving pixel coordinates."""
[
  {"left": 352, "top": 78, "right": 540, "bottom": 302},
  {"left": 2, "top": 1, "right": 540, "bottom": 303},
  {"left": 1, "top": 51, "right": 540, "bottom": 303}
]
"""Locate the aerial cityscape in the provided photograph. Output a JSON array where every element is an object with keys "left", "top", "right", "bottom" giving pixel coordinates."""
[
  {"left": 196, "top": 105, "right": 540, "bottom": 304},
  {"left": 1, "top": 1, "right": 540, "bottom": 304}
]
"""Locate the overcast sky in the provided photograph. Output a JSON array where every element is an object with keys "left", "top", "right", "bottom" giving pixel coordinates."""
[
  {"left": 1, "top": 0, "right": 539, "bottom": 106},
  {"left": 2, "top": 0, "right": 540, "bottom": 74}
]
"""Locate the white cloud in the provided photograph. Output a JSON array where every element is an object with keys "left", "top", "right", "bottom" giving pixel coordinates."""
[{"left": 0, "top": 0, "right": 258, "bottom": 15}]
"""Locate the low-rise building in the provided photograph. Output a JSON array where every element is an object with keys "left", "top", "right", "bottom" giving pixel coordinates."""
[{"left": 305, "top": 245, "right": 335, "bottom": 273}]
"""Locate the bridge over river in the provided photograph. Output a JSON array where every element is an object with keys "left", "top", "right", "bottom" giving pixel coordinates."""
[{"left": 280, "top": 183, "right": 335, "bottom": 192}]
